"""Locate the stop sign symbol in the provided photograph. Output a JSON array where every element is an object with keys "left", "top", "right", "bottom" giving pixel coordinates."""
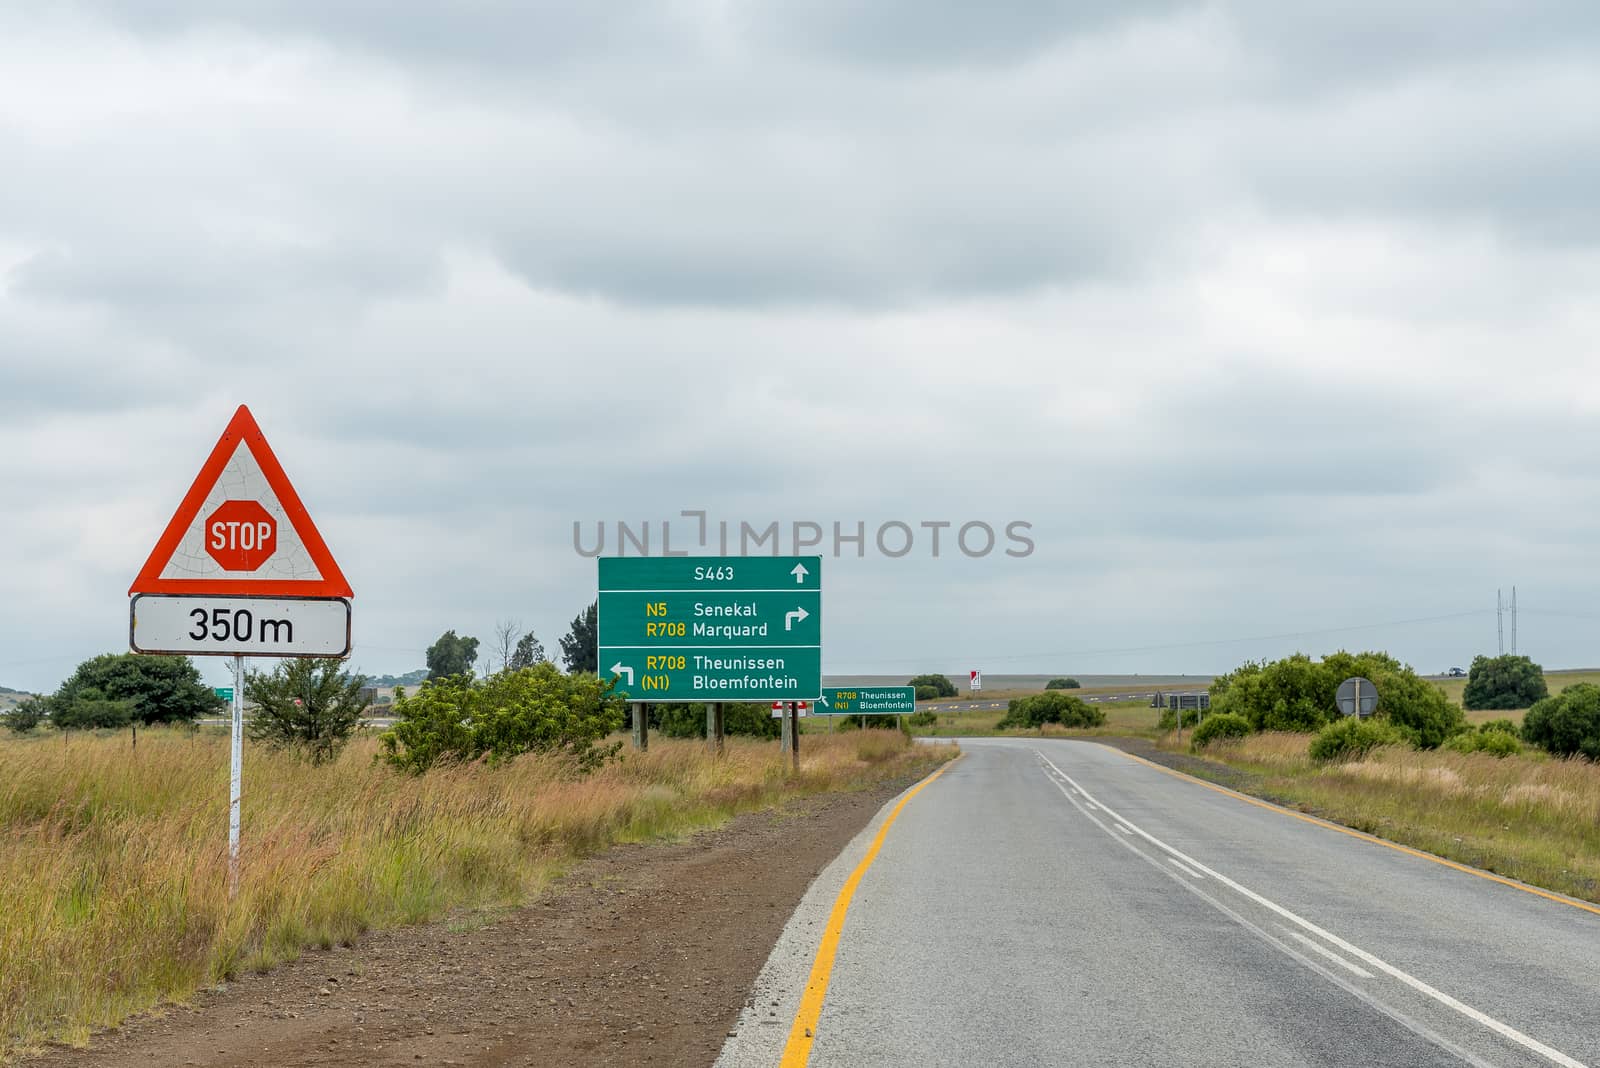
[{"left": 205, "top": 500, "right": 278, "bottom": 572}]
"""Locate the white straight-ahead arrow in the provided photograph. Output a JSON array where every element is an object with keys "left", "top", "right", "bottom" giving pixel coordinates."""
[
  {"left": 785, "top": 606, "right": 809, "bottom": 631},
  {"left": 790, "top": 562, "right": 809, "bottom": 584},
  {"left": 609, "top": 662, "right": 634, "bottom": 686}
]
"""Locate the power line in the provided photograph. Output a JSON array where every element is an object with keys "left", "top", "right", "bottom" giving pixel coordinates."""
[{"left": 1520, "top": 608, "right": 1600, "bottom": 621}]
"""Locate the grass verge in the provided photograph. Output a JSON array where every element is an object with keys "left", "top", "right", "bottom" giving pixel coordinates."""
[
  {"left": 0, "top": 729, "right": 955, "bottom": 1060},
  {"left": 1151, "top": 731, "right": 1600, "bottom": 907}
]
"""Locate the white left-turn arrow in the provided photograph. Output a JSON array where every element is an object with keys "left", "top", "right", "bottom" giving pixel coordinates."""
[{"left": 609, "top": 662, "right": 634, "bottom": 686}]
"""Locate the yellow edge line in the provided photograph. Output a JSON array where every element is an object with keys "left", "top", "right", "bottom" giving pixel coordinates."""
[
  {"left": 779, "top": 756, "right": 959, "bottom": 1067},
  {"left": 1109, "top": 746, "right": 1600, "bottom": 919}
]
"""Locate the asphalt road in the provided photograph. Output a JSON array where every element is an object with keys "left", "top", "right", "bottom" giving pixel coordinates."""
[{"left": 718, "top": 738, "right": 1600, "bottom": 1068}]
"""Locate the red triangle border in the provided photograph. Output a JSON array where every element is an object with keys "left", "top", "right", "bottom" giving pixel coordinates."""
[{"left": 128, "top": 405, "right": 353, "bottom": 598}]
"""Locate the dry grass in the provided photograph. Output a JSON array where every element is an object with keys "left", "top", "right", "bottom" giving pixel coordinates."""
[
  {"left": 1464, "top": 707, "right": 1528, "bottom": 727},
  {"left": 1181, "top": 732, "right": 1600, "bottom": 905},
  {"left": 0, "top": 729, "right": 954, "bottom": 1060}
]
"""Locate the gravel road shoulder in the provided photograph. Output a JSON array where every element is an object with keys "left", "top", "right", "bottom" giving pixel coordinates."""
[{"left": 24, "top": 780, "right": 918, "bottom": 1068}]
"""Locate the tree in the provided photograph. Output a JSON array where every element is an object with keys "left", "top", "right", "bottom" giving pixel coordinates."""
[
  {"left": 49, "top": 689, "right": 137, "bottom": 730},
  {"left": 426, "top": 630, "right": 480, "bottom": 679},
  {"left": 1462, "top": 654, "right": 1548, "bottom": 711},
  {"left": 491, "top": 619, "right": 522, "bottom": 675},
  {"left": 1045, "top": 678, "right": 1081, "bottom": 690},
  {"left": 1521, "top": 683, "right": 1600, "bottom": 760},
  {"left": 379, "top": 662, "right": 624, "bottom": 773},
  {"left": 907, "top": 674, "right": 957, "bottom": 698},
  {"left": 48, "top": 653, "right": 221, "bottom": 726},
  {"left": 244, "top": 658, "right": 370, "bottom": 764},
  {"left": 560, "top": 602, "right": 598, "bottom": 674},
  {"left": 510, "top": 631, "right": 547, "bottom": 670}
]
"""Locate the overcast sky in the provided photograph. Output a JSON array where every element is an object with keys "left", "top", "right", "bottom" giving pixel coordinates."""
[{"left": 3, "top": 2, "right": 1599, "bottom": 692}]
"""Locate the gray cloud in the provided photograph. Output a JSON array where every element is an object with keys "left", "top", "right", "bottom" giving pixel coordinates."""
[
  {"left": 1228, "top": 1, "right": 1600, "bottom": 89},
  {"left": 738, "top": 0, "right": 1188, "bottom": 66},
  {"left": 2, "top": 2, "right": 1599, "bottom": 690},
  {"left": 36, "top": 0, "right": 688, "bottom": 70}
]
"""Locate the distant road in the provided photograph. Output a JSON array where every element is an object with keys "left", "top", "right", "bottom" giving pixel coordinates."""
[{"left": 721, "top": 739, "right": 1600, "bottom": 1067}]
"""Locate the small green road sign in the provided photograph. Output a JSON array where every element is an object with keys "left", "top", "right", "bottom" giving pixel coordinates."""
[
  {"left": 598, "top": 556, "right": 821, "bottom": 703},
  {"left": 817, "top": 686, "right": 916, "bottom": 715},
  {"left": 214, "top": 686, "right": 234, "bottom": 701}
]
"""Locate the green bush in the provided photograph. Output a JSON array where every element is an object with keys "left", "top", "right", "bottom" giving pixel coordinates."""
[
  {"left": 906, "top": 710, "right": 938, "bottom": 727},
  {"left": 47, "top": 653, "right": 222, "bottom": 727},
  {"left": 654, "top": 702, "right": 780, "bottom": 740},
  {"left": 1045, "top": 678, "right": 1081, "bottom": 690},
  {"left": 380, "top": 662, "right": 625, "bottom": 773},
  {"left": 1366, "top": 669, "right": 1464, "bottom": 750},
  {"left": 1190, "top": 713, "right": 1252, "bottom": 749},
  {"left": 1476, "top": 718, "right": 1520, "bottom": 737},
  {"left": 1477, "top": 730, "right": 1523, "bottom": 758},
  {"left": 1210, "top": 655, "right": 1333, "bottom": 732},
  {"left": 244, "top": 658, "right": 369, "bottom": 764},
  {"left": 1, "top": 698, "right": 44, "bottom": 734},
  {"left": 833, "top": 714, "right": 860, "bottom": 732},
  {"left": 1521, "top": 684, "right": 1600, "bottom": 760},
  {"left": 914, "top": 685, "right": 941, "bottom": 702},
  {"left": 1462, "top": 654, "right": 1548, "bottom": 711},
  {"left": 1309, "top": 718, "right": 1407, "bottom": 763},
  {"left": 997, "top": 691, "right": 1105, "bottom": 730},
  {"left": 1211, "top": 650, "right": 1465, "bottom": 747},
  {"left": 731, "top": 703, "right": 782, "bottom": 737},
  {"left": 1447, "top": 729, "right": 1522, "bottom": 758},
  {"left": 908, "top": 674, "right": 957, "bottom": 698},
  {"left": 1158, "top": 707, "right": 1201, "bottom": 730}
]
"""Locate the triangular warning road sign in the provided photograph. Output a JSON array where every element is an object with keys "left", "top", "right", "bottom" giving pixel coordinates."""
[{"left": 129, "top": 405, "right": 353, "bottom": 598}]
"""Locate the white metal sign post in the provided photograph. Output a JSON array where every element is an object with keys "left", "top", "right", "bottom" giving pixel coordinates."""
[
  {"left": 128, "top": 405, "right": 353, "bottom": 897},
  {"left": 229, "top": 655, "right": 243, "bottom": 894}
]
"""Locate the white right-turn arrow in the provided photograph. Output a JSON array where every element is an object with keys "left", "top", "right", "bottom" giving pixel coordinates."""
[{"left": 784, "top": 606, "right": 810, "bottom": 631}]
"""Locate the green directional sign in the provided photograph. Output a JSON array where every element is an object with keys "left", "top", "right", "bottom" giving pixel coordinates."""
[
  {"left": 598, "top": 556, "right": 821, "bottom": 703},
  {"left": 817, "top": 686, "right": 916, "bottom": 715},
  {"left": 213, "top": 686, "right": 234, "bottom": 701}
]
